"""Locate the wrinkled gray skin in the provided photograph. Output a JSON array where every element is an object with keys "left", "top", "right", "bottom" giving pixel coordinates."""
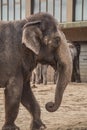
[
  {"left": 0, "top": 12, "right": 72, "bottom": 130},
  {"left": 32, "top": 63, "right": 48, "bottom": 85}
]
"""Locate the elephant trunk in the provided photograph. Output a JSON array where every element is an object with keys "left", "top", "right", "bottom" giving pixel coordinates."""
[
  {"left": 45, "top": 63, "right": 72, "bottom": 112},
  {"left": 45, "top": 42, "right": 72, "bottom": 112}
]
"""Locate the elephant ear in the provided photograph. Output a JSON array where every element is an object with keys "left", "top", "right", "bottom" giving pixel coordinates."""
[
  {"left": 23, "top": 20, "right": 41, "bottom": 29},
  {"left": 22, "top": 21, "right": 42, "bottom": 55}
]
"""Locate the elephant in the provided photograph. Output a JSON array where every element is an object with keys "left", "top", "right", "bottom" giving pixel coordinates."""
[
  {"left": 0, "top": 12, "right": 72, "bottom": 130},
  {"left": 32, "top": 63, "right": 48, "bottom": 85},
  {"left": 68, "top": 42, "right": 81, "bottom": 82}
]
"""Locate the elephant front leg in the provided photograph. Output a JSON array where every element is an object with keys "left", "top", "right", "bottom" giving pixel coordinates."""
[
  {"left": 21, "top": 82, "right": 46, "bottom": 130},
  {"left": 2, "top": 76, "right": 23, "bottom": 130}
]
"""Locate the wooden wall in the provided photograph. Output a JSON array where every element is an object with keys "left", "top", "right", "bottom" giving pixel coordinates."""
[{"left": 80, "top": 44, "right": 87, "bottom": 82}]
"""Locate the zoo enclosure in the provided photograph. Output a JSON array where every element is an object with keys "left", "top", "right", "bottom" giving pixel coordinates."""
[
  {"left": 0, "top": 0, "right": 87, "bottom": 22},
  {"left": 0, "top": 0, "right": 87, "bottom": 82},
  {"left": 0, "top": 0, "right": 67, "bottom": 22},
  {"left": 0, "top": 0, "right": 25, "bottom": 20}
]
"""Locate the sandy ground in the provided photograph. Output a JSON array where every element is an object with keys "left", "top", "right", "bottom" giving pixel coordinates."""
[{"left": 0, "top": 83, "right": 87, "bottom": 130}]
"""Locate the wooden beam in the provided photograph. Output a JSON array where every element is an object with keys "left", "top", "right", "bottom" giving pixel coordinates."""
[
  {"left": 62, "top": 27, "right": 87, "bottom": 42},
  {"left": 66, "top": 0, "right": 74, "bottom": 22},
  {"left": 60, "top": 21, "right": 87, "bottom": 28},
  {"left": 25, "top": 0, "right": 31, "bottom": 17}
]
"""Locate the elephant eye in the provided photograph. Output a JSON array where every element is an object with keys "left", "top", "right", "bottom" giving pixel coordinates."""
[
  {"left": 52, "top": 36, "right": 60, "bottom": 48},
  {"left": 44, "top": 36, "right": 49, "bottom": 45}
]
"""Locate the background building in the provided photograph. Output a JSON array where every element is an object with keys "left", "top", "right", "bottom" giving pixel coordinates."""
[{"left": 0, "top": 0, "right": 87, "bottom": 82}]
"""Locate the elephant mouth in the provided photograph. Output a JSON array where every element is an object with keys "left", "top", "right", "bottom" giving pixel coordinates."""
[
  {"left": 36, "top": 46, "right": 57, "bottom": 67},
  {"left": 45, "top": 54, "right": 72, "bottom": 113}
]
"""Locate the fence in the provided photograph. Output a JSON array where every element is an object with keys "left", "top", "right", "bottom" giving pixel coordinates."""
[
  {"left": 0, "top": 0, "right": 25, "bottom": 20},
  {"left": 75, "top": 0, "right": 87, "bottom": 21},
  {"left": 33, "top": 0, "right": 67, "bottom": 22},
  {"left": 0, "top": 0, "right": 87, "bottom": 22},
  {"left": 0, "top": 0, "right": 67, "bottom": 22}
]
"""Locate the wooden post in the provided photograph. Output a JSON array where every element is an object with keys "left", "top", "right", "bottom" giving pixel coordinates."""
[
  {"left": 66, "top": 0, "right": 74, "bottom": 22},
  {"left": 25, "top": 0, "right": 31, "bottom": 17}
]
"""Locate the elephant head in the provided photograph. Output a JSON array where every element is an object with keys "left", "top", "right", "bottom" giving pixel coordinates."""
[{"left": 22, "top": 13, "right": 72, "bottom": 112}]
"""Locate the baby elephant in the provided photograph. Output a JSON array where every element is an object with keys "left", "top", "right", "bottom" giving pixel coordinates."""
[{"left": 0, "top": 12, "right": 72, "bottom": 130}]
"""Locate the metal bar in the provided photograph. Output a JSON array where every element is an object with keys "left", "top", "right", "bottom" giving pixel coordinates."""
[
  {"left": 20, "top": 0, "right": 22, "bottom": 19},
  {"left": 60, "top": 0, "right": 62, "bottom": 22},
  {"left": 13, "top": 0, "right": 15, "bottom": 20},
  {"left": 72, "top": 0, "right": 76, "bottom": 21},
  {"left": 82, "top": 0, "right": 84, "bottom": 21},
  {"left": 46, "top": 0, "right": 48, "bottom": 12},
  {"left": 0, "top": 1, "right": 1, "bottom": 20},
  {"left": 7, "top": 0, "right": 9, "bottom": 20},
  {"left": 39, "top": 0, "right": 41, "bottom": 12},
  {"left": 53, "top": 0, "right": 55, "bottom": 16},
  {"left": 31, "top": 0, "right": 34, "bottom": 14},
  {"left": 1, "top": 0, "right": 3, "bottom": 20}
]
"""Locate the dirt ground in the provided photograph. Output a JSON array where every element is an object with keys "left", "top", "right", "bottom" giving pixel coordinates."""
[{"left": 0, "top": 83, "right": 87, "bottom": 130}]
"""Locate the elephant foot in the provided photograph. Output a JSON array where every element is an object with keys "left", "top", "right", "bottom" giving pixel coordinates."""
[
  {"left": 30, "top": 119, "right": 46, "bottom": 130},
  {"left": 2, "top": 124, "right": 20, "bottom": 130}
]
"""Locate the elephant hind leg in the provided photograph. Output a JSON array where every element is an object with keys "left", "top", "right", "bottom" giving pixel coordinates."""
[
  {"left": 21, "top": 83, "right": 46, "bottom": 130},
  {"left": 2, "top": 75, "right": 23, "bottom": 130}
]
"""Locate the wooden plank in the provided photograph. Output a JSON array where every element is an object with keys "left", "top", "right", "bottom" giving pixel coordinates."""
[
  {"left": 80, "top": 66, "right": 87, "bottom": 68},
  {"left": 81, "top": 45, "right": 87, "bottom": 51},
  {"left": 80, "top": 62, "right": 87, "bottom": 65},
  {"left": 80, "top": 59, "right": 87, "bottom": 62},
  {"left": 81, "top": 76, "right": 87, "bottom": 79},
  {"left": 80, "top": 71, "right": 87, "bottom": 75},
  {"left": 79, "top": 44, "right": 87, "bottom": 82},
  {"left": 81, "top": 79, "right": 87, "bottom": 82},
  {"left": 81, "top": 76, "right": 87, "bottom": 78},
  {"left": 80, "top": 52, "right": 87, "bottom": 55},
  {"left": 80, "top": 66, "right": 87, "bottom": 69},
  {"left": 80, "top": 55, "right": 87, "bottom": 58},
  {"left": 25, "top": 0, "right": 31, "bottom": 17},
  {"left": 80, "top": 67, "right": 87, "bottom": 70},
  {"left": 62, "top": 27, "right": 87, "bottom": 42}
]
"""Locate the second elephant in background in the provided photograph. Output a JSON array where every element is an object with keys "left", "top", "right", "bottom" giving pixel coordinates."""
[
  {"left": 68, "top": 42, "right": 81, "bottom": 82},
  {"left": 54, "top": 42, "right": 81, "bottom": 84},
  {"left": 32, "top": 63, "right": 48, "bottom": 85}
]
